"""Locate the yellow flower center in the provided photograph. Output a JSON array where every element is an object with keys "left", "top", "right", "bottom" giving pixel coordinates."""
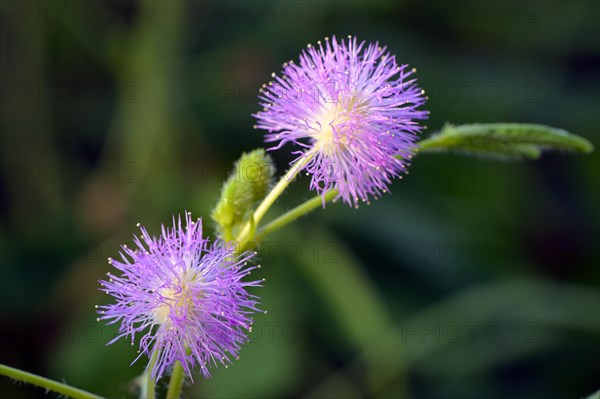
[
  {"left": 152, "top": 269, "right": 198, "bottom": 327},
  {"left": 311, "top": 94, "right": 362, "bottom": 156},
  {"left": 311, "top": 101, "right": 343, "bottom": 156}
]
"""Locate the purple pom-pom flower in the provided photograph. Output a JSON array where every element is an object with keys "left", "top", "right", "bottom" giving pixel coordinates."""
[
  {"left": 253, "top": 35, "right": 428, "bottom": 207},
  {"left": 97, "top": 212, "right": 262, "bottom": 380}
]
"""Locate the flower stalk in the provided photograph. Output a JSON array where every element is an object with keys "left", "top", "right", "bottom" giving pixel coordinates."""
[
  {"left": 166, "top": 361, "right": 185, "bottom": 399},
  {"left": 254, "top": 189, "right": 338, "bottom": 242},
  {"left": 235, "top": 152, "right": 313, "bottom": 249},
  {"left": 0, "top": 363, "right": 104, "bottom": 399}
]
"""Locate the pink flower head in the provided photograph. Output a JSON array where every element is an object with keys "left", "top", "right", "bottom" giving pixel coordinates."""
[
  {"left": 254, "top": 35, "right": 428, "bottom": 207},
  {"left": 97, "top": 212, "right": 262, "bottom": 379}
]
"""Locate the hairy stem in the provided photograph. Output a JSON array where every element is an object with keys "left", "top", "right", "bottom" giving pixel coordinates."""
[
  {"left": 166, "top": 361, "right": 185, "bottom": 399},
  {"left": 255, "top": 189, "right": 338, "bottom": 242},
  {"left": 0, "top": 363, "right": 104, "bottom": 399},
  {"left": 140, "top": 350, "right": 160, "bottom": 399},
  {"left": 235, "top": 153, "right": 313, "bottom": 249}
]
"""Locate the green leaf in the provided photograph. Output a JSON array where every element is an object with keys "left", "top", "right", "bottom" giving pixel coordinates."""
[
  {"left": 211, "top": 149, "right": 275, "bottom": 241},
  {"left": 417, "top": 123, "right": 594, "bottom": 159}
]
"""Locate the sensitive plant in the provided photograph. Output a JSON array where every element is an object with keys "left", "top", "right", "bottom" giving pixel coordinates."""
[
  {"left": 0, "top": 35, "right": 594, "bottom": 399},
  {"left": 97, "top": 212, "right": 262, "bottom": 381},
  {"left": 254, "top": 35, "right": 428, "bottom": 207}
]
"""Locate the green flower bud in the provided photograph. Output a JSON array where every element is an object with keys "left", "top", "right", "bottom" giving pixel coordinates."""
[{"left": 211, "top": 149, "right": 274, "bottom": 241}]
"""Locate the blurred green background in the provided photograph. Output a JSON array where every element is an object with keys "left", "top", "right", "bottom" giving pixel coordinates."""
[{"left": 1, "top": 1, "right": 599, "bottom": 398}]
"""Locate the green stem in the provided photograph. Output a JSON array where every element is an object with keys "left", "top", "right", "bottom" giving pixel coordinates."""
[
  {"left": 0, "top": 363, "right": 104, "bottom": 399},
  {"left": 235, "top": 152, "right": 313, "bottom": 248},
  {"left": 165, "top": 361, "right": 185, "bottom": 399},
  {"left": 415, "top": 136, "right": 438, "bottom": 150},
  {"left": 255, "top": 189, "right": 338, "bottom": 242},
  {"left": 140, "top": 350, "right": 160, "bottom": 399}
]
